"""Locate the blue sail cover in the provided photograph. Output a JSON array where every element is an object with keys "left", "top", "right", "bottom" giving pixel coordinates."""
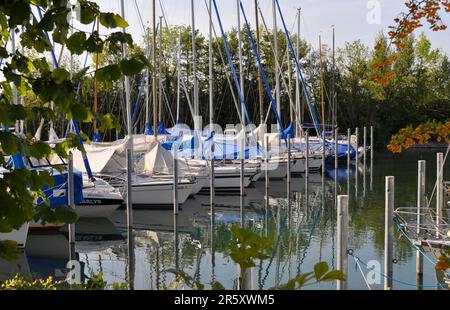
[
  {"left": 39, "top": 170, "right": 83, "bottom": 208},
  {"left": 157, "top": 122, "right": 171, "bottom": 135},
  {"left": 283, "top": 122, "right": 295, "bottom": 138},
  {"left": 92, "top": 133, "right": 102, "bottom": 142},
  {"left": 145, "top": 122, "right": 171, "bottom": 136},
  {"left": 162, "top": 133, "right": 200, "bottom": 151},
  {"left": 144, "top": 123, "right": 154, "bottom": 135},
  {"left": 177, "top": 138, "right": 262, "bottom": 160}
]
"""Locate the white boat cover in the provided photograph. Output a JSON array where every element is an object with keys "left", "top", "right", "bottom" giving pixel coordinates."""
[
  {"left": 73, "top": 135, "right": 189, "bottom": 176},
  {"left": 135, "top": 142, "right": 189, "bottom": 175},
  {"left": 73, "top": 135, "right": 158, "bottom": 174}
]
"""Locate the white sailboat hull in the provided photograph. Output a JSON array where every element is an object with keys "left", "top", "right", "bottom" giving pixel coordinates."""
[
  {"left": 291, "top": 158, "right": 305, "bottom": 173},
  {"left": 267, "top": 160, "right": 288, "bottom": 179},
  {"left": 130, "top": 181, "right": 195, "bottom": 208},
  {"left": 76, "top": 203, "right": 121, "bottom": 218},
  {"left": 0, "top": 223, "right": 29, "bottom": 248}
]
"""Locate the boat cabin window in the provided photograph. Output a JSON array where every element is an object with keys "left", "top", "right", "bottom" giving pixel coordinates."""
[{"left": 26, "top": 155, "right": 67, "bottom": 169}]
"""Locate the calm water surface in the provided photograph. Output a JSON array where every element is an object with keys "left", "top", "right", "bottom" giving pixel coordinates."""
[{"left": 1, "top": 150, "right": 449, "bottom": 290}]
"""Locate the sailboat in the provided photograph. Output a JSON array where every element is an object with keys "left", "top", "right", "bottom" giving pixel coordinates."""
[{"left": 72, "top": 135, "right": 197, "bottom": 208}]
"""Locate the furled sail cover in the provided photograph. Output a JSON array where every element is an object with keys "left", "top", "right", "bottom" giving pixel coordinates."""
[
  {"left": 72, "top": 135, "right": 158, "bottom": 174},
  {"left": 135, "top": 141, "right": 188, "bottom": 175}
]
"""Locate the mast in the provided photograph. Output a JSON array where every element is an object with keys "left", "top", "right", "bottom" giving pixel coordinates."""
[
  {"left": 287, "top": 43, "right": 292, "bottom": 125},
  {"left": 158, "top": 16, "right": 163, "bottom": 124},
  {"left": 209, "top": 0, "right": 213, "bottom": 128},
  {"left": 332, "top": 25, "right": 336, "bottom": 129},
  {"left": 176, "top": 31, "right": 181, "bottom": 124},
  {"left": 295, "top": 8, "right": 301, "bottom": 136},
  {"left": 319, "top": 35, "right": 325, "bottom": 136},
  {"left": 152, "top": 0, "right": 158, "bottom": 137},
  {"left": 237, "top": 0, "right": 244, "bottom": 129},
  {"left": 191, "top": 0, "right": 200, "bottom": 137},
  {"left": 237, "top": 0, "right": 250, "bottom": 289},
  {"left": 272, "top": 0, "right": 281, "bottom": 129},
  {"left": 145, "top": 22, "right": 150, "bottom": 131},
  {"left": 121, "top": 1, "right": 132, "bottom": 138},
  {"left": 93, "top": 17, "right": 100, "bottom": 135},
  {"left": 254, "top": 0, "right": 264, "bottom": 125}
]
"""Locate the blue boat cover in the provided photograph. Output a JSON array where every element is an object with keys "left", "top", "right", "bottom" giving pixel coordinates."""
[
  {"left": 39, "top": 170, "right": 83, "bottom": 208},
  {"left": 92, "top": 132, "right": 102, "bottom": 142},
  {"left": 283, "top": 122, "right": 295, "bottom": 138}
]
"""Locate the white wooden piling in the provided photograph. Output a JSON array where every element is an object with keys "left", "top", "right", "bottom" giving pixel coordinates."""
[
  {"left": 436, "top": 153, "right": 444, "bottom": 239},
  {"left": 363, "top": 128, "right": 367, "bottom": 197},
  {"left": 384, "top": 176, "right": 394, "bottom": 290},
  {"left": 335, "top": 128, "right": 338, "bottom": 174},
  {"left": 370, "top": 126, "right": 374, "bottom": 191},
  {"left": 240, "top": 131, "right": 245, "bottom": 195},
  {"left": 173, "top": 146, "right": 179, "bottom": 215},
  {"left": 363, "top": 126, "right": 367, "bottom": 167},
  {"left": 210, "top": 137, "right": 215, "bottom": 210},
  {"left": 370, "top": 126, "right": 374, "bottom": 160},
  {"left": 337, "top": 195, "right": 349, "bottom": 290},
  {"left": 126, "top": 148, "right": 133, "bottom": 231},
  {"left": 174, "top": 213, "right": 179, "bottom": 270},
  {"left": 347, "top": 128, "right": 351, "bottom": 172},
  {"left": 416, "top": 160, "right": 425, "bottom": 279},
  {"left": 68, "top": 153, "right": 75, "bottom": 261},
  {"left": 240, "top": 132, "right": 245, "bottom": 225}
]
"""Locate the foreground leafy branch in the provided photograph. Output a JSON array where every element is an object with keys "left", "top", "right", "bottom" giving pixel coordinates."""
[
  {"left": 0, "top": 0, "right": 150, "bottom": 250},
  {"left": 387, "top": 120, "right": 450, "bottom": 153}
]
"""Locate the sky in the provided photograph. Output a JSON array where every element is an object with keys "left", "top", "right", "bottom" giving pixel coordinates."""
[{"left": 88, "top": 0, "right": 450, "bottom": 54}]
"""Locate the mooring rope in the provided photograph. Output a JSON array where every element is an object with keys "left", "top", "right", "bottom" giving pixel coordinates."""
[{"left": 347, "top": 250, "right": 449, "bottom": 289}]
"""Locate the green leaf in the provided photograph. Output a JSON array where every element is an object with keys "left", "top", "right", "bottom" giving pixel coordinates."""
[
  {"left": 211, "top": 281, "right": 226, "bottom": 290},
  {"left": 53, "top": 24, "right": 69, "bottom": 44},
  {"left": 51, "top": 68, "right": 70, "bottom": 84},
  {"left": 95, "top": 64, "right": 121, "bottom": 82},
  {"left": 53, "top": 205, "right": 78, "bottom": 224},
  {"left": 84, "top": 32, "right": 103, "bottom": 53},
  {"left": 0, "top": 240, "right": 19, "bottom": 261},
  {"left": 313, "top": 262, "right": 330, "bottom": 281},
  {"left": 78, "top": 2, "right": 99, "bottom": 25},
  {"left": 32, "top": 58, "right": 51, "bottom": 75},
  {"left": 294, "top": 272, "right": 315, "bottom": 288},
  {"left": 98, "top": 113, "right": 121, "bottom": 132},
  {"left": 0, "top": 132, "right": 20, "bottom": 154},
  {"left": 70, "top": 104, "right": 91, "bottom": 122},
  {"left": 119, "top": 58, "right": 145, "bottom": 76},
  {"left": 0, "top": 46, "right": 9, "bottom": 58},
  {"left": 8, "top": 2, "right": 31, "bottom": 27},
  {"left": 73, "top": 67, "right": 89, "bottom": 81},
  {"left": 29, "top": 141, "right": 52, "bottom": 159},
  {"left": 99, "top": 13, "right": 129, "bottom": 29},
  {"left": 66, "top": 31, "right": 87, "bottom": 55},
  {"left": 320, "top": 270, "right": 345, "bottom": 282}
]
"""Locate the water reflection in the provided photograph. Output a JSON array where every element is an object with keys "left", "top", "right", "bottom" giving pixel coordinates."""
[{"left": 1, "top": 151, "right": 448, "bottom": 290}]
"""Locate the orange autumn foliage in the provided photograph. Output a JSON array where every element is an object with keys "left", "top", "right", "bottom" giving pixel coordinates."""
[
  {"left": 387, "top": 120, "right": 450, "bottom": 153},
  {"left": 374, "top": 1, "right": 450, "bottom": 86},
  {"left": 390, "top": 0, "right": 450, "bottom": 48}
]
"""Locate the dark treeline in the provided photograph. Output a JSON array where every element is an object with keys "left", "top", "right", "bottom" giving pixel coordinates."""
[{"left": 27, "top": 25, "right": 450, "bottom": 144}]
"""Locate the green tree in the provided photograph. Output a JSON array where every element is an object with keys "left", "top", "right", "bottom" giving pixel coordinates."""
[{"left": 0, "top": 1, "right": 149, "bottom": 252}]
